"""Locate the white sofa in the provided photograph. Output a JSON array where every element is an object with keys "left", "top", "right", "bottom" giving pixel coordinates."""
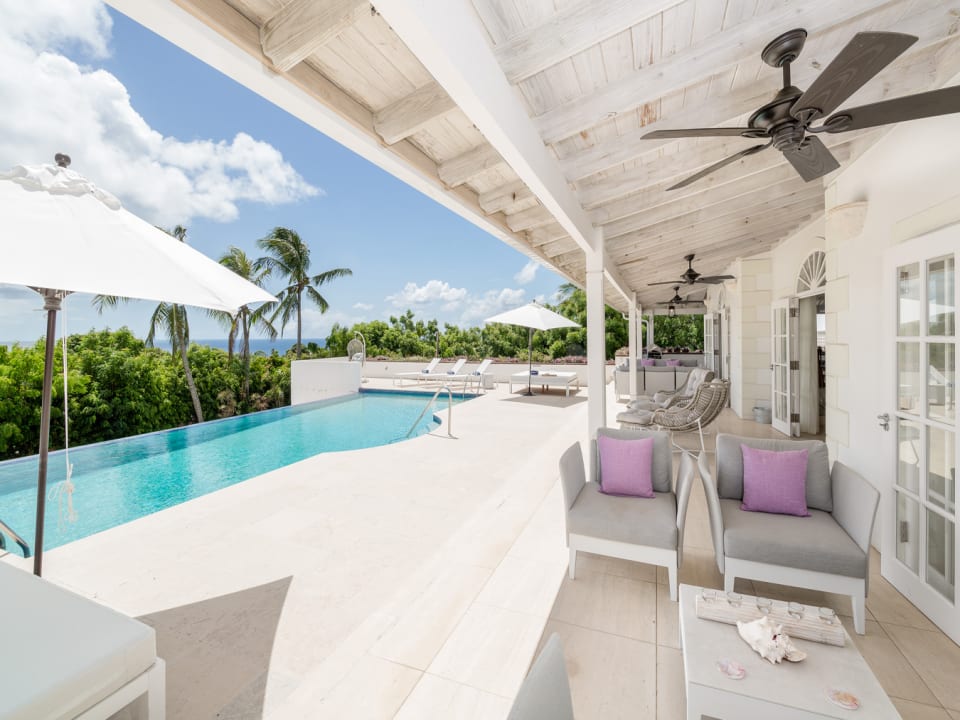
[{"left": 0, "top": 562, "right": 165, "bottom": 719}]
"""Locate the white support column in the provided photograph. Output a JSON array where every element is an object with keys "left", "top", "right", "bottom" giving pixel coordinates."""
[
  {"left": 586, "top": 236, "right": 607, "bottom": 436},
  {"left": 628, "top": 294, "right": 639, "bottom": 401},
  {"left": 647, "top": 312, "right": 655, "bottom": 350}
]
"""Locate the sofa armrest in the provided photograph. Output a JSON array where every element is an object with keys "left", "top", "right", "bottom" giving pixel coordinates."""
[
  {"left": 675, "top": 450, "right": 696, "bottom": 567},
  {"left": 698, "top": 452, "right": 726, "bottom": 574},
  {"left": 831, "top": 461, "right": 880, "bottom": 556},
  {"left": 559, "top": 442, "right": 586, "bottom": 514}
]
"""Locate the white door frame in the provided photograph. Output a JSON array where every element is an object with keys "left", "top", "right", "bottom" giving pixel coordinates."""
[
  {"left": 771, "top": 298, "right": 799, "bottom": 436},
  {"left": 882, "top": 225, "right": 958, "bottom": 643}
]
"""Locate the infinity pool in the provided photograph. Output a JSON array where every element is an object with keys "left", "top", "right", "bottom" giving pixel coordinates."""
[{"left": 0, "top": 390, "right": 463, "bottom": 555}]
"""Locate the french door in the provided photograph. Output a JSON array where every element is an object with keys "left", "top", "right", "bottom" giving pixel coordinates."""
[
  {"left": 884, "top": 227, "right": 958, "bottom": 643},
  {"left": 704, "top": 314, "right": 715, "bottom": 373},
  {"left": 771, "top": 298, "right": 799, "bottom": 436}
]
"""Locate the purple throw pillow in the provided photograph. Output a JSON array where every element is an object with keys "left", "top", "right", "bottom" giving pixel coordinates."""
[
  {"left": 665, "top": 359, "right": 681, "bottom": 367},
  {"left": 740, "top": 444, "right": 810, "bottom": 517},
  {"left": 641, "top": 358, "right": 656, "bottom": 367},
  {"left": 598, "top": 435, "right": 654, "bottom": 498}
]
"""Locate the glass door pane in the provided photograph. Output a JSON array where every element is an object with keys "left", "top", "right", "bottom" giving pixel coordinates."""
[
  {"left": 897, "top": 492, "right": 921, "bottom": 574},
  {"left": 899, "top": 342, "right": 921, "bottom": 414},
  {"left": 928, "top": 255, "right": 955, "bottom": 337},
  {"left": 927, "top": 427, "right": 956, "bottom": 513},
  {"left": 898, "top": 418, "right": 921, "bottom": 493},
  {"left": 926, "top": 509, "right": 955, "bottom": 601},
  {"left": 927, "top": 343, "right": 955, "bottom": 425},
  {"left": 899, "top": 262, "right": 921, "bottom": 336}
]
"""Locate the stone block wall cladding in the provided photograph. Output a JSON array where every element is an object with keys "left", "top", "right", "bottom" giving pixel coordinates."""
[
  {"left": 822, "top": 200, "right": 867, "bottom": 461},
  {"left": 732, "top": 257, "right": 773, "bottom": 419}
]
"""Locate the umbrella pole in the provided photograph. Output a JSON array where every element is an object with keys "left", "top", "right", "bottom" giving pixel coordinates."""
[
  {"left": 33, "top": 291, "right": 62, "bottom": 577},
  {"left": 525, "top": 327, "right": 534, "bottom": 396}
]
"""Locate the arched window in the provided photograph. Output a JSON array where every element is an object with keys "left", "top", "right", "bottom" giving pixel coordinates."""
[{"left": 797, "top": 250, "right": 827, "bottom": 293}]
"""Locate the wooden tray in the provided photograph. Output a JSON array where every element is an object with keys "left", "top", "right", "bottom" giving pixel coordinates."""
[{"left": 695, "top": 590, "right": 846, "bottom": 647}]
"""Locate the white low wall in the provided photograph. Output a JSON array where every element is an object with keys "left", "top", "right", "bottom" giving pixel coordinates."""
[
  {"left": 291, "top": 358, "right": 362, "bottom": 405},
  {"left": 361, "top": 360, "right": 615, "bottom": 386}
]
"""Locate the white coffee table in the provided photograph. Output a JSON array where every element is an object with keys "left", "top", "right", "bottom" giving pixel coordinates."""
[{"left": 678, "top": 584, "right": 901, "bottom": 720}]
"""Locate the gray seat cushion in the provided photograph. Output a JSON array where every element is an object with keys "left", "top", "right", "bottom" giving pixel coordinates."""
[
  {"left": 720, "top": 499, "right": 866, "bottom": 578},
  {"left": 568, "top": 483, "right": 678, "bottom": 550},
  {"left": 616, "top": 409, "right": 653, "bottom": 426},
  {"left": 716, "top": 434, "right": 833, "bottom": 513}
]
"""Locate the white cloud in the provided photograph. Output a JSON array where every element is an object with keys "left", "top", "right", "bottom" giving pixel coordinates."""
[
  {"left": 352, "top": 302, "right": 373, "bottom": 311},
  {"left": 0, "top": 0, "right": 319, "bottom": 227},
  {"left": 386, "top": 280, "right": 468, "bottom": 308},
  {"left": 297, "top": 308, "right": 368, "bottom": 339},
  {"left": 513, "top": 260, "right": 539, "bottom": 285},
  {"left": 461, "top": 288, "right": 527, "bottom": 325}
]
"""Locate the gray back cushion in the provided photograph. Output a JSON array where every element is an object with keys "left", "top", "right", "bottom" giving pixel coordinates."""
[
  {"left": 591, "top": 427, "right": 673, "bottom": 494},
  {"left": 716, "top": 433, "right": 833, "bottom": 513}
]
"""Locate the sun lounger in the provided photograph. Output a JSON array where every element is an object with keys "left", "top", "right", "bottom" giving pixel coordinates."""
[
  {"left": 509, "top": 370, "right": 580, "bottom": 396},
  {"left": 419, "top": 358, "right": 466, "bottom": 383},
  {"left": 446, "top": 358, "right": 493, "bottom": 393},
  {"left": 394, "top": 357, "right": 441, "bottom": 386},
  {"left": 0, "top": 561, "right": 165, "bottom": 719}
]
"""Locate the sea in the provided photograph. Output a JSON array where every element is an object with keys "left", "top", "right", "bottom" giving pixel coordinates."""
[{"left": 1, "top": 337, "right": 326, "bottom": 354}]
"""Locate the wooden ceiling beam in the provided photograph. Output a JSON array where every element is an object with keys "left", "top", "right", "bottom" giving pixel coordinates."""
[
  {"left": 603, "top": 184, "right": 823, "bottom": 241},
  {"left": 506, "top": 205, "right": 554, "bottom": 232},
  {"left": 259, "top": 0, "right": 368, "bottom": 72},
  {"left": 438, "top": 143, "right": 506, "bottom": 188},
  {"left": 591, "top": 163, "right": 805, "bottom": 226},
  {"left": 560, "top": 20, "right": 958, "bottom": 182},
  {"left": 491, "top": 0, "right": 682, "bottom": 83},
  {"left": 373, "top": 81, "right": 457, "bottom": 144},
  {"left": 577, "top": 134, "right": 862, "bottom": 209},
  {"left": 532, "top": 0, "right": 884, "bottom": 143},
  {"left": 478, "top": 180, "right": 534, "bottom": 214}
]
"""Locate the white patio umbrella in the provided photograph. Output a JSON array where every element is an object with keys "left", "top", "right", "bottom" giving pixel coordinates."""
[
  {"left": 0, "top": 156, "right": 277, "bottom": 576},
  {"left": 486, "top": 302, "right": 579, "bottom": 396}
]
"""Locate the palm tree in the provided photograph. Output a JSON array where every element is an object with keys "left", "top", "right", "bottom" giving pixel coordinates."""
[
  {"left": 208, "top": 246, "right": 276, "bottom": 405},
  {"left": 93, "top": 225, "right": 204, "bottom": 423},
  {"left": 254, "top": 227, "right": 352, "bottom": 360}
]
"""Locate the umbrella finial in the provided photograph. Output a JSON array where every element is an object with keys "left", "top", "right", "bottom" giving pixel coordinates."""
[{"left": 54, "top": 153, "right": 71, "bottom": 168}]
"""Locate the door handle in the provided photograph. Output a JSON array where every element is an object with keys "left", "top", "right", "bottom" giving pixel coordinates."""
[{"left": 877, "top": 413, "right": 890, "bottom": 431}]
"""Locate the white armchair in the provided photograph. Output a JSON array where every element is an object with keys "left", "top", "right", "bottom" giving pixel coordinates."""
[{"left": 559, "top": 428, "right": 696, "bottom": 601}]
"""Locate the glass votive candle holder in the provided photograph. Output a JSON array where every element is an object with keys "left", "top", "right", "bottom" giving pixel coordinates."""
[
  {"left": 818, "top": 607, "right": 837, "bottom": 624},
  {"left": 756, "top": 597, "right": 773, "bottom": 615},
  {"left": 700, "top": 588, "right": 718, "bottom": 603},
  {"left": 788, "top": 601, "right": 805, "bottom": 619},
  {"left": 726, "top": 591, "right": 742, "bottom": 608}
]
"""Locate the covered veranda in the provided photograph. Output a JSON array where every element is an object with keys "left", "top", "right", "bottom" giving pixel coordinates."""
[{"left": 16, "top": 0, "right": 960, "bottom": 717}]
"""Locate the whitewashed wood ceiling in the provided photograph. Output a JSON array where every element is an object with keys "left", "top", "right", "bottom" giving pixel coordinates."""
[{"left": 167, "top": 0, "right": 960, "bottom": 311}]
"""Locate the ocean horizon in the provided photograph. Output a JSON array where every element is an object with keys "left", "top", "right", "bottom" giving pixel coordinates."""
[{"left": 1, "top": 337, "right": 326, "bottom": 354}]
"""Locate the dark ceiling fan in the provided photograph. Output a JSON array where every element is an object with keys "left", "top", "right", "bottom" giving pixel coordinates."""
[
  {"left": 649, "top": 254, "right": 735, "bottom": 287},
  {"left": 657, "top": 286, "right": 701, "bottom": 305},
  {"left": 642, "top": 29, "right": 960, "bottom": 190}
]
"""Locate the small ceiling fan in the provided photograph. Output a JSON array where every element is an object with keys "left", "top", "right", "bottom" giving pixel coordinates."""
[
  {"left": 656, "top": 286, "right": 705, "bottom": 306},
  {"left": 649, "top": 254, "right": 735, "bottom": 287},
  {"left": 642, "top": 29, "right": 960, "bottom": 190}
]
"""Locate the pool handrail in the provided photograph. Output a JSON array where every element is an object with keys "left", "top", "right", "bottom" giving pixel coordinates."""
[
  {"left": 405, "top": 386, "right": 454, "bottom": 439},
  {"left": 0, "top": 516, "right": 31, "bottom": 557}
]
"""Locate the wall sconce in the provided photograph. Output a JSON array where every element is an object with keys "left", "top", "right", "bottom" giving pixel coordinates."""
[{"left": 668, "top": 304, "right": 676, "bottom": 317}]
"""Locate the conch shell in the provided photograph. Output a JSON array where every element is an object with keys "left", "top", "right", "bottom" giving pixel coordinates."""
[{"left": 736, "top": 616, "right": 807, "bottom": 664}]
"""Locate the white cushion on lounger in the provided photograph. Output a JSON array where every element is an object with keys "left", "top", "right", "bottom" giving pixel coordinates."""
[{"left": 0, "top": 561, "right": 156, "bottom": 720}]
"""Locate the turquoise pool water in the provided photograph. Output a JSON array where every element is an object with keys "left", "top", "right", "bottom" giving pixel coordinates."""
[{"left": 0, "top": 390, "right": 463, "bottom": 555}]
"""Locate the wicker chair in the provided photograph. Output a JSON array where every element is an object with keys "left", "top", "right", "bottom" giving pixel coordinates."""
[
  {"left": 619, "top": 380, "right": 729, "bottom": 454},
  {"left": 626, "top": 367, "right": 714, "bottom": 411}
]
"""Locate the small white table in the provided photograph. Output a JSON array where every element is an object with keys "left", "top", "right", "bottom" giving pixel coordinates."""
[
  {"left": 509, "top": 371, "right": 580, "bottom": 396},
  {"left": 678, "top": 584, "right": 901, "bottom": 720}
]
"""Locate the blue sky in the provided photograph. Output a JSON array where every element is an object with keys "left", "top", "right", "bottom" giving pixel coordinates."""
[{"left": 0, "top": 1, "right": 565, "bottom": 343}]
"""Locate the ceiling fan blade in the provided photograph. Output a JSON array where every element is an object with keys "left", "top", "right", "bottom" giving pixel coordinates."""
[
  {"left": 648, "top": 280, "right": 685, "bottom": 286},
  {"left": 792, "top": 32, "right": 916, "bottom": 122},
  {"left": 643, "top": 127, "right": 761, "bottom": 139},
  {"left": 667, "top": 143, "right": 770, "bottom": 190},
  {"left": 695, "top": 275, "right": 736, "bottom": 283},
  {"left": 817, "top": 85, "right": 960, "bottom": 133},
  {"left": 783, "top": 136, "right": 841, "bottom": 182}
]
